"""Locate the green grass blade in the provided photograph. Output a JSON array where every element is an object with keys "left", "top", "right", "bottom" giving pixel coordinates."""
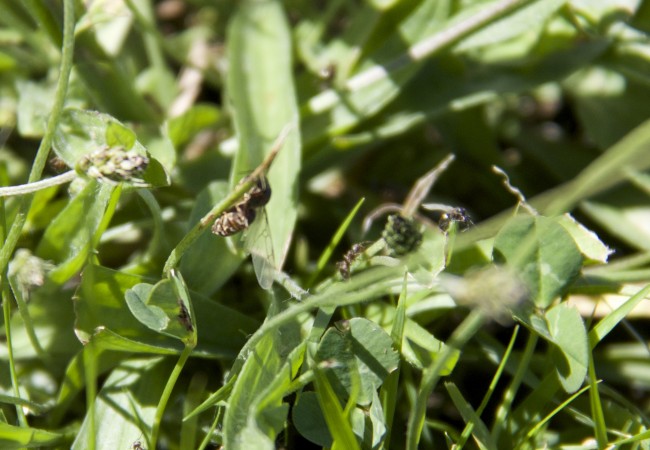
[
  {"left": 307, "top": 197, "right": 365, "bottom": 287},
  {"left": 587, "top": 354, "right": 607, "bottom": 448},
  {"left": 492, "top": 332, "right": 538, "bottom": 445},
  {"left": 523, "top": 384, "right": 593, "bottom": 442},
  {"left": 446, "top": 382, "right": 496, "bottom": 450},
  {"left": 379, "top": 271, "right": 407, "bottom": 449},
  {"left": 227, "top": 0, "right": 301, "bottom": 276},
  {"left": 406, "top": 310, "right": 486, "bottom": 450},
  {"left": 313, "top": 361, "right": 361, "bottom": 450},
  {"left": 588, "top": 283, "right": 650, "bottom": 349},
  {"left": 456, "top": 326, "right": 520, "bottom": 449}
]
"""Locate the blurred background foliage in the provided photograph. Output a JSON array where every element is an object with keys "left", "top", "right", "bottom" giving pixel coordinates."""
[{"left": 1, "top": 0, "right": 650, "bottom": 448}]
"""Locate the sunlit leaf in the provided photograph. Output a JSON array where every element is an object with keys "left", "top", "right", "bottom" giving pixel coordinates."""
[{"left": 493, "top": 215, "right": 583, "bottom": 308}]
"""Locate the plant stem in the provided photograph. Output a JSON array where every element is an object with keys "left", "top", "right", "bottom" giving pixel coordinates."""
[
  {"left": 455, "top": 326, "right": 520, "bottom": 449},
  {"left": 406, "top": 310, "right": 486, "bottom": 450},
  {"left": 0, "top": 0, "right": 75, "bottom": 275},
  {"left": 0, "top": 171, "right": 77, "bottom": 197},
  {"left": 162, "top": 124, "right": 292, "bottom": 276},
  {"left": 492, "top": 331, "right": 538, "bottom": 442},
  {"left": 84, "top": 343, "right": 97, "bottom": 450},
  {"left": 1, "top": 267, "right": 28, "bottom": 427},
  {"left": 0, "top": 166, "right": 27, "bottom": 426},
  {"left": 150, "top": 344, "right": 193, "bottom": 448}
]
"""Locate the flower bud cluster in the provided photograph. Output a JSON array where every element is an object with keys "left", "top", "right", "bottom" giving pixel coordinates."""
[{"left": 77, "top": 146, "right": 149, "bottom": 184}]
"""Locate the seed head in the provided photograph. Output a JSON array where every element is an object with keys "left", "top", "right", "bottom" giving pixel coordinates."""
[{"left": 77, "top": 146, "right": 149, "bottom": 184}]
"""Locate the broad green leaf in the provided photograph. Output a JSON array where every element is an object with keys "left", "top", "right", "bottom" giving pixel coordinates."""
[
  {"left": 328, "top": 40, "right": 607, "bottom": 152},
  {"left": 76, "top": 0, "right": 132, "bottom": 55},
  {"left": 0, "top": 422, "right": 67, "bottom": 449},
  {"left": 581, "top": 197, "right": 650, "bottom": 251},
  {"left": 455, "top": 0, "right": 567, "bottom": 52},
  {"left": 508, "top": 309, "right": 590, "bottom": 396},
  {"left": 408, "top": 226, "right": 446, "bottom": 285},
  {"left": 53, "top": 108, "right": 169, "bottom": 187},
  {"left": 234, "top": 419, "right": 275, "bottom": 450},
  {"left": 457, "top": 117, "right": 650, "bottom": 253},
  {"left": 76, "top": 264, "right": 257, "bottom": 358},
  {"left": 53, "top": 109, "right": 141, "bottom": 166},
  {"left": 493, "top": 215, "right": 583, "bottom": 308},
  {"left": 179, "top": 181, "right": 243, "bottom": 296},
  {"left": 293, "top": 392, "right": 333, "bottom": 447},
  {"left": 254, "top": 342, "right": 306, "bottom": 415},
  {"left": 16, "top": 79, "right": 55, "bottom": 138},
  {"left": 315, "top": 318, "right": 399, "bottom": 406},
  {"left": 36, "top": 181, "right": 119, "bottom": 284},
  {"left": 0, "top": 51, "right": 17, "bottom": 72},
  {"left": 2, "top": 278, "right": 80, "bottom": 360},
  {"left": 146, "top": 279, "right": 195, "bottom": 341},
  {"left": 73, "top": 30, "right": 158, "bottom": 122},
  {"left": 302, "top": 0, "right": 450, "bottom": 146},
  {"left": 557, "top": 214, "right": 612, "bottom": 264},
  {"left": 568, "top": 67, "right": 650, "bottom": 149},
  {"left": 350, "top": 391, "right": 387, "bottom": 449},
  {"left": 26, "top": 184, "right": 65, "bottom": 231},
  {"left": 135, "top": 66, "right": 179, "bottom": 113},
  {"left": 312, "top": 361, "right": 361, "bottom": 450},
  {"left": 125, "top": 283, "right": 169, "bottom": 332},
  {"left": 547, "top": 304, "right": 589, "bottom": 393},
  {"left": 105, "top": 121, "right": 136, "bottom": 148},
  {"left": 223, "top": 312, "right": 302, "bottom": 449},
  {"left": 367, "top": 0, "right": 400, "bottom": 10},
  {"left": 521, "top": 311, "right": 554, "bottom": 342},
  {"left": 87, "top": 326, "right": 181, "bottom": 356},
  {"left": 169, "top": 269, "right": 197, "bottom": 344},
  {"left": 571, "top": 0, "right": 642, "bottom": 27},
  {"left": 166, "top": 104, "right": 222, "bottom": 148},
  {"left": 71, "top": 357, "right": 168, "bottom": 450},
  {"left": 402, "top": 318, "right": 459, "bottom": 373},
  {"left": 56, "top": 347, "right": 134, "bottom": 409},
  {"left": 227, "top": 0, "right": 301, "bottom": 278},
  {"left": 600, "top": 19, "right": 650, "bottom": 81}
]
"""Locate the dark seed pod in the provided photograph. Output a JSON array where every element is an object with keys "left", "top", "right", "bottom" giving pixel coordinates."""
[{"left": 382, "top": 214, "right": 422, "bottom": 256}]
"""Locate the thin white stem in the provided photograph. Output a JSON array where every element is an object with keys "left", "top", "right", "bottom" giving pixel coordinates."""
[
  {"left": 0, "top": 170, "right": 77, "bottom": 197},
  {"left": 308, "top": 0, "right": 527, "bottom": 113}
]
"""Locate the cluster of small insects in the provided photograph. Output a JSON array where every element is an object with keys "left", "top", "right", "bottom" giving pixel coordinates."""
[{"left": 211, "top": 176, "right": 271, "bottom": 237}]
